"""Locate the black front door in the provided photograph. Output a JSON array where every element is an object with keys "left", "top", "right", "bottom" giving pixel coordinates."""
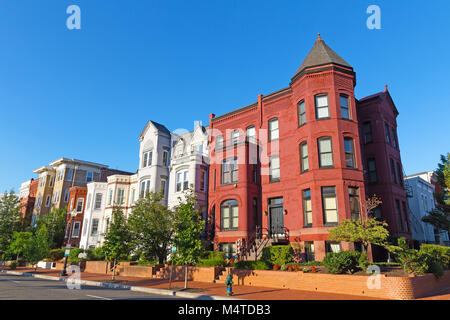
[{"left": 268, "top": 198, "right": 284, "bottom": 235}]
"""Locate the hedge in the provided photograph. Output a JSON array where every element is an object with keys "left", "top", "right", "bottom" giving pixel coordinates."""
[
  {"left": 420, "top": 244, "right": 450, "bottom": 269},
  {"left": 261, "top": 245, "right": 294, "bottom": 266}
]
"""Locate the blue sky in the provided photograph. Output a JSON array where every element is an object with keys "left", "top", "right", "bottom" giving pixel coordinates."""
[{"left": 0, "top": 0, "right": 449, "bottom": 193}]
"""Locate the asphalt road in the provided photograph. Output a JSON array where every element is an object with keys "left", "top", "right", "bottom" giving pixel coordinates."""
[{"left": 0, "top": 273, "right": 185, "bottom": 300}]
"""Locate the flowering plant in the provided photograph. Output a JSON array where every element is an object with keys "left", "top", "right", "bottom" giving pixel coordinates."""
[{"left": 273, "top": 264, "right": 281, "bottom": 270}]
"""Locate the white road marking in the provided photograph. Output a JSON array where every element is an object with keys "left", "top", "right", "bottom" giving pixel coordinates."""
[
  {"left": 86, "top": 294, "right": 112, "bottom": 300},
  {"left": 7, "top": 280, "right": 21, "bottom": 284}
]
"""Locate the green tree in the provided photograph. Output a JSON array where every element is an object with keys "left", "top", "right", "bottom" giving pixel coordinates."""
[
  {"left": 172, "top": 188, "right": 205, "bottom": 289},
  {"left": 328, "top": 218, "right": 390, "bottom": 253},
  {"left": 422, "top": 153, "right": 450, "bottom": 234},
  {"left": 102, "top": 206, "right": 131, "bottom": 280},
  {"left": 0, "top": 191, "right": 21, "bottom": 260},
  {"left": 128, "top": 192, "right": 174, "bottom": 264},
  {"left": 8, "top": 231, "right": 32, "bottom": 262},
  {"left": 34, "top": 208, "right": 67, "bottom": 249},
  {"left": 23, "top": 225, "right": 51, "bottom": 271}
]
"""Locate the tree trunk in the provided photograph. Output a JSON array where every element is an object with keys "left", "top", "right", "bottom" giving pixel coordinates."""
[
  {"left": 112, "top": 259, "right": 116, "bottom": 281},
  {"left": 184, "top": 263, "right": 188, "bottom": 289}
]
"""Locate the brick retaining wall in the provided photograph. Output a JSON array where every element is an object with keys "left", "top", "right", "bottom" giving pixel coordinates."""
[{"left": 226, "top": 269, "right": 450, "bottom": 300}]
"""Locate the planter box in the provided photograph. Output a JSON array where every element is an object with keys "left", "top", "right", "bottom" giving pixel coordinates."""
[{"left": 226, "top": 268, "right": 450, "bottom": 300}]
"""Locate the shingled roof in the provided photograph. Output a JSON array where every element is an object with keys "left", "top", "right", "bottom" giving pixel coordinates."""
[{"left": 292, "top": 34, "right": 352, "bottom": 80}]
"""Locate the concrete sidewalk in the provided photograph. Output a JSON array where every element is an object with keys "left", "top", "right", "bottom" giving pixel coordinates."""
[{"left": 1, "top": 267, "right": 382, "bottom": 300}]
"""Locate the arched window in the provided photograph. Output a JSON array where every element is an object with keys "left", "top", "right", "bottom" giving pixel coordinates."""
[{"left": 221, "top": 199, "right": 238, "bottom": 231}]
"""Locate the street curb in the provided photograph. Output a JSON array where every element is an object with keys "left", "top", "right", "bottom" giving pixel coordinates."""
[{"left": 0, "top": 270, "right": 240, "bottom": 300}]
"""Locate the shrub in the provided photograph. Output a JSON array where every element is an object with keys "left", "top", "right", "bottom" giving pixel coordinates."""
[
  {"left": 387, "top": 238, "right": 445, "bottom": 276},
  {"left": 420, "top": 244, "right": 450, "bottom": 269},
  {"left": 196, "top": 257, "right": 226, "bottom": 267},
  {"left": 358, "top": 251, "right": 370, "bottom": 271},
  {"left": 234, "top": 260, "right": 270, "bottom": 270},
  {"left": 137, "top": 258, "right": 158, "bottom": 266},
  {"left": 323, "top": 251, "right": 361, "bottom": 274},
  {"left": 68, "top": 248, "right": 85, "bottom": 264},
  {"left": 48, "top": 248, "right": 64, "bottom": 262},
  {"left": 429, "top": 259, "right": 444, "bottom": 278},
  {"left": 86, "top": 247, "right": 105, "bottom": 261},
  {"left": 273, "top": 264, "right": 281, "bottom": 270},
  {"left": 200, "top": 251, "right": 226, "bottom": 260},
  {"left": 9, "top": 262, "right": 18, "bottom": 270},
  {"left": 261, "top": 245, "right": 294, "bottom": 266}
]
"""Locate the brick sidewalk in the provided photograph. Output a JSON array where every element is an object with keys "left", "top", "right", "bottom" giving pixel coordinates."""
[{"left": 5, "top": 267, "right": 381, "bottom": 300}]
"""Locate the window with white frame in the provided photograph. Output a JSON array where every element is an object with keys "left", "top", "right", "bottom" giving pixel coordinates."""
[
  {"left": 298, "top": 100, "right": 306, "bottom": 126},
  {"left": 269, "top": 156, "right": 280, "bottom": 182},
  {"left": 45, "top": 195, "right": 51, "bottom": 207},
  {"left": 39, "top": 177, "right": 46, "bottom": 187},
  {"left": 231, "top": 130, "right": 239, "bottom": 145},
  {"left": 142, "top": 151, "right": 152, "bottom": 167},
  {"left": 344, "top": 137, "right": 356, "bottom": 168},
  {"left": 90, "top": 219, "right": 99, "bottom": 236},
  {"left": 322, "top": 186, "right": 338, "bottom": 225},
  {"left": 268, "top": 118, "right": 279, "bottom": 141},
  {"left": 315, "top": 94, "right": 329, "bottom": 119},
  {"left": 72, "top": 222, "right": 81, "bottom": 238},
  {"left": 303, "top": 189, "right": 312, "bottom": 226},
  {"left": 246, "top": 126, "right": 256, "bottom": 143},
  {"left": 94, "top": 193, "right": 102, "bottom": 209},
  {"left": 222, "top": 158, "right": 238, "bottom": 185},
  {"left": 108, "top": 189, "right": 113, "bottom": 205},
  {"left": 140, "top": 179, "right": 150, "bottom": 198},
  {"left": 215, "top": 135, "right": 223, "bottom": 150},
  {"left": 318, "top": 137, "right": 334, "bottom": 168},
  {"left": 57, "top": 170, "right": 63, "bottom": 181},
  {"left": 176, "top": 170, "right": 189, "bottom": 192},
  {"left": 53, "top": 190, "right": 60, "bottom": 204},
  {"left": 340, "top": 94, "right": 350, "bottom": 119},
  {"left": 162, "top": 150, "right": 169, "bottom": 166},
  {"left": 117, "top": 188, "right": 125, "bottom": 205},
  {"left": 76, "top": 198, "right": 84, "bottom": 212},
  {"left": 49, "top": 176, "right": 54, "bottom": 187},
  {"left": 221, "top": 200, "right": 239, "bottom": 231},
  {"left": 300, "top": 142, "right": 309, "bottom": 172}
]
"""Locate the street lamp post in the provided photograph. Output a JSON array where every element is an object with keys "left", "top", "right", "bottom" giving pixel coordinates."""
[{"left": 60, "top": 210, "right": 78, "bottom": 277}]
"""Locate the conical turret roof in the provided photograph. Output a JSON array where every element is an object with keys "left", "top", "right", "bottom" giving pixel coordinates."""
[{"left": 292, "top": 34, "right": 352, "bottom": 80}]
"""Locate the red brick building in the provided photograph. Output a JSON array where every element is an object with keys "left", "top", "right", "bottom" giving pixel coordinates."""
[
  {"left": 19, "top": 178, "right": 40, "bottom": 227},
  {"left": 63, "top": 186, "right": 87, "bottom": 248},
  {"left": 207, "top": 35, "right": 410, "bottom": 261}
]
